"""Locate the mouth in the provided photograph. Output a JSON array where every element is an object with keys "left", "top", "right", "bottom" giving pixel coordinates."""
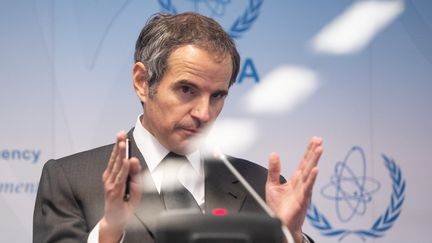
[{"left": 181, "top": 127, "right": 200, "bottom": 136}]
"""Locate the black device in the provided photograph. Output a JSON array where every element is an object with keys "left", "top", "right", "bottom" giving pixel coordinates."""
[
  {"left": 123, "top": 138, "right": 131, "bottom": 201},
  {"left": 154, "top": 212, "right": 283, "bottom": 243}
]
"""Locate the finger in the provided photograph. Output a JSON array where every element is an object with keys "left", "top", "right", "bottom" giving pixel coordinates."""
[
  {"left": 300, "top": 137, "right": 323, "bottom": 181},
  {"left": 114, "top": 157, "right": 130, "bottom": 185},
  {"left": 290, "top": 169, "right": 302, "bottom": 190},
  {"left": 267, "top": 152, "right": 281, "bottom": 186},
  {"left": 106, "top": 131, "right": 127, "bottom": 174},
  {"left": 296, "top": 139, "right": 313, "bottom": 172},
  {"left": 304, "top": 167, "right": 319, "bottom": 200},
  {"left": 129, "top": 157, "right": 141, "bottom": 177},
  {"left": 129, "top": 157, "right": 142, "bottom": 205},
  {"left": 129, "top": 157, "right": 142, "bottom": 192},
  {"left": 310, "top": 145, "right": 323, "bottom": 168},
  {"left": 109, "top": 139, "right": 127, "bottom": 183},
  {"left": 298, "top": 137, "right": 322, "bottom": 171},
  {"left": 104, "top": 132, "right": 127, "bottom": 182},
  {"left": 106, "top": 141, "right": 119, "bottom": 175},
  {"left": 303, "top": 143, "right": 323, "bottom": 179}
]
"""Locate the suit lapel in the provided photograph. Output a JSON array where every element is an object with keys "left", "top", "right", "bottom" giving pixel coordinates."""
[{"left": 204, "top": 157, "right": 248, "bottom": 214}]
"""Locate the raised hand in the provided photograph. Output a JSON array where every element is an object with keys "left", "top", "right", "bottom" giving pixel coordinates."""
[
  {"left": 99, "top": 131, "right": 142, "bottom": 243},
  {"left": 265, "top": 137, "right": 323, "bottom": 243}
]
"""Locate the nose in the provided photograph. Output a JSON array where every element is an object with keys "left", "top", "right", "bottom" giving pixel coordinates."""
[{"left": 191, "top": 97, "right": 211, "bottom": 124}]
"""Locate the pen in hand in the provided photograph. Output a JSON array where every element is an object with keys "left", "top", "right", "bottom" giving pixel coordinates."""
[{"left": 123, "top": 138, "right": 131, "bottom": 201}]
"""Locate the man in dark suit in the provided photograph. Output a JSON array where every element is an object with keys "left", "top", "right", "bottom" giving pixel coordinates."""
[{"left": 33, "top": 12, "right": 323, "bottom": 243}]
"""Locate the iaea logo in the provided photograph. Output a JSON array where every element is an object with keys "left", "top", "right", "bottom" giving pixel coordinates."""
[
  {"left": 157, "top": 0, "right": 263, "bottom": 38},
  {"left": 307, "top": 146, "right": 406, "bottom": 241}
]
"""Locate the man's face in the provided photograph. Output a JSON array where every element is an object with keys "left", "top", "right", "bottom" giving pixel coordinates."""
[{"left": 134, "top": 45, "right": 233, "bottom": 154}]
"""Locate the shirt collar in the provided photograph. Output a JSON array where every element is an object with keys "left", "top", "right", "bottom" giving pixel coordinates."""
[{"left": 132, "top": 115, "right": 202, "bottom": 175}]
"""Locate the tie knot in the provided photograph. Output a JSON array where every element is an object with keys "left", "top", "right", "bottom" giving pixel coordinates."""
[
  {"left": 161, "top": 152, "right": 190, "bottom": 183},
  {"left": 162, "top": 152, "right": 188, "bottom": 168},
  {"left": 165, "top": 152, "right": 186, "bottom": 160}
]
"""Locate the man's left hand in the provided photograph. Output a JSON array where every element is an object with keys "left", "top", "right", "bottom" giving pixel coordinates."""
[{"left": 265, "top": 137, "right": 323, "bottom": 243}]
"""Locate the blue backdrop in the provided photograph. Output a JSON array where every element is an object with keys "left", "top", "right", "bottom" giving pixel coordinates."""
[{"left": 1, "top": 1, "right": 431, "bottom": 242}]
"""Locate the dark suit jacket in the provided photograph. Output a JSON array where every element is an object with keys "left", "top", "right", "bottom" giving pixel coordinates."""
[{"left": 33, "top": 134, "right": 272, "bottom": 243}]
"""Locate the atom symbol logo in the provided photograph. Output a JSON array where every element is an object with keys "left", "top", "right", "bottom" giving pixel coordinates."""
[
  {"left": 307, "top": 147, "right": 406, "bottom": 241},
  {"left": 321, "top": 146, "right": 381, "bottom": 222}
]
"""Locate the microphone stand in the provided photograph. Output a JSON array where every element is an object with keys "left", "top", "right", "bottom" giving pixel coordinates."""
[{"left": 214, "top": 150, "right": 295, "bottom": 243}]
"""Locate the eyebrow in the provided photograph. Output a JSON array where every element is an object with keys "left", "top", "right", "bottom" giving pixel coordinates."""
[
  {"left": 175, "top": 80, "right": 229, "bottom": 96},
  {"left": 175, "top": 80, "right": 199, "bottom": 89}
]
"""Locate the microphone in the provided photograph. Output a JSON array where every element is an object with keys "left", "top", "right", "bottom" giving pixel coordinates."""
[{"left": 213, "top": 148, "right": 295, "bottom": 243}]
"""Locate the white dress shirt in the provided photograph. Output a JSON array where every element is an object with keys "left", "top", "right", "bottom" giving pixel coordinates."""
[
  {"left": 132, "top": 115, "right": 205, "bottom": 204},
  {"left": 88, "top": 115, "right": 205, "bottom": 242}
]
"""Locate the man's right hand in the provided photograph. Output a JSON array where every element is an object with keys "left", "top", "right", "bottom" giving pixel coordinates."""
[{"left": 99, "top": 131, "right": 142, "bottom": 243}]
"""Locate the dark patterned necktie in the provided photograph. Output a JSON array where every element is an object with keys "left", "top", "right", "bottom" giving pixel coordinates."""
[{"left": 160, "top": 152, "right": 201, "bottom": 212}]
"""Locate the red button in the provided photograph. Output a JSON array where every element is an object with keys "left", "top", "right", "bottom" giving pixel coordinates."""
[{"left": 212, "top": 208, "right": 228, "bottom": 216}]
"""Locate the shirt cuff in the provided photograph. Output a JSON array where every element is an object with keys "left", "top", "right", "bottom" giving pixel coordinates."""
[{"left": 88, "top": 221, "right": 126, "bottom": 243}]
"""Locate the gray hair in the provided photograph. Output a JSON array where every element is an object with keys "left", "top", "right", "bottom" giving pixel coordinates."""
[{"left": 134, "top": 12, "right": 240, "bottom": 94}]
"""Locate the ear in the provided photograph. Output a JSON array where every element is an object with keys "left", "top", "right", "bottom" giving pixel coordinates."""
[{"left": 133, "top": 62, "right": 149, "bottom": 103}]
